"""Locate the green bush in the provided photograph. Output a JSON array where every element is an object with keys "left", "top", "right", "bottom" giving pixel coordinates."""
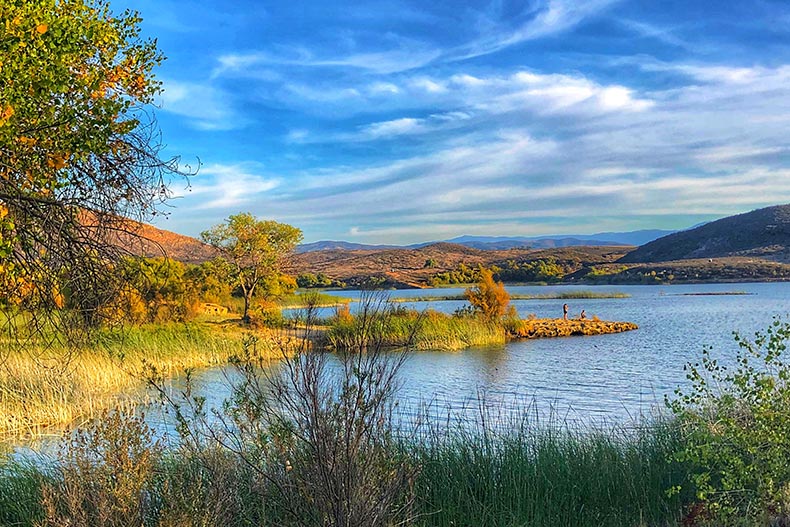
[{"left": 667, "top": 318, "right": 790, "bottom": 525}]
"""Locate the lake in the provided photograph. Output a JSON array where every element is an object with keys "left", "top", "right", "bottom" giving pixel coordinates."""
[
  {"left": 177, "top": 282, "right": 790, "bottom": 432},
  {"left": 16, "top": 281, "right": 790, "bottom": 456}
]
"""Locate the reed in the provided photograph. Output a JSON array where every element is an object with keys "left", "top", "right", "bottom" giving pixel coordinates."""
[
  {"left": 0, "top": 414, "right": 690, "bottom": 527},
  {"left": 409, "top": 416, "right": 687, "bottom": 527},
  {"left": 325, "top": 308, "right": 506, "bottom": 351},
  {"left": 0, "top": 323, "right": 273, "bottom": 440}
]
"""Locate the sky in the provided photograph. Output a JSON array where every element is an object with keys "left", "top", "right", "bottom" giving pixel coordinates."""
[{"left": 117, "top": 0, "right": 790, "bottom": 244}]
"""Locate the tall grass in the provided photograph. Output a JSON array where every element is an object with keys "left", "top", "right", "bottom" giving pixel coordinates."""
[
  {"left": 0, "top": 413, "right": 690, "bottom": 527},
  {"left": 0, "top": 323, "right": 273, "bottom": 440},
  {"left": 278, "top": 291, "right": 351, "bottom": 307},
  {"left": 326, "top": 308, "right": 506, "bottom": 351},
  {"left": 410, "top": 417, "right": 687, "bottom": 527}
]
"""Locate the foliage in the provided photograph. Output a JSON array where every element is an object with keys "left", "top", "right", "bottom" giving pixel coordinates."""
[
  {"left": 39, "top": 410, "right": 161, "bottom": 526},
  {"left": 201, "top": 213, "right": 302, "bottom": 322},
  {"left": 667, "top": 319, "right": 790, "bottom": 525},
  {"left": 465, "top": 267, "right": 512, "bottom": 321},
  {"left": 495, "top": 258, "right": 566, "bottom": 283},
  {"left": 0, "top": 0, "right": 184, "bottom": 342},
  {"left": 428, "top": 263, "right": 483, "bottom": 286},
  {"left": 183, "top": 258, "right": 233, "bottom": 306},
  {"left": 118, "top": 257, "right": 193, "bottom": 322},
  {"left": 296, "top": 272, "right": 344, "bottom": 289}
]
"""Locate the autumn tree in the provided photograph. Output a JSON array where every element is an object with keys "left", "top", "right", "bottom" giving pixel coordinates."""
[
  {"left": 465, "top": 267, "right": 511, "bottom": 321},
  {"left": 0, "top": 0, "right": 185, "bottom": 343},
  {"left": 201, "top": 213, "right": 302, "bottom": 323}
]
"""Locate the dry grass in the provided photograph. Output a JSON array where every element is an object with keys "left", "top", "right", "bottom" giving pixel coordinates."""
[{"left": 0, "top": 321, "right": 280, "bottom": 441}]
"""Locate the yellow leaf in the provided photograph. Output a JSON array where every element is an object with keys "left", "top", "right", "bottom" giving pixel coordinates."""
[
  {"left": 46, "top": 154, "right": 68, "bottom": 170},
  {"left": 36, "top": 24, "right": 48, "bottom": 34},
  {"left": 0, "top": 104, "right": 13, "bottom": 121}
]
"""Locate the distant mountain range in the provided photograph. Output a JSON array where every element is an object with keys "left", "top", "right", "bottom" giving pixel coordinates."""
[
  {"left": 296, "top": 229, "right": 675, "bottom": 253},
  {"left": 621, "top": 204, "right": 790, "bottom": 264}
]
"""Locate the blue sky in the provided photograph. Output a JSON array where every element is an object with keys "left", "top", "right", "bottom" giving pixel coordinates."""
[{"left": 119, "top": 0, "right": 790, "bottom": 244}]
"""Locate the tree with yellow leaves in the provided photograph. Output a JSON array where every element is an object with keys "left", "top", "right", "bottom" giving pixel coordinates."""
[
  {"left": 0, "top": 0, "right": 185, "bottom": 341},
  {"left": 464, "top": 267, "right": 512, "bottom": 321}
]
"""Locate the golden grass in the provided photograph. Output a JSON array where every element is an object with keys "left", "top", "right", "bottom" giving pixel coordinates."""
[
  {"left": 510, "top": 318, "right": 638, "bottom": 339},
  {"left": 0, "top": 321, "right": 281, "bottom": 441}
]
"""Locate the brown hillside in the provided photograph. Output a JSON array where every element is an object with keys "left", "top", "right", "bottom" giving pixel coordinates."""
[
  {"left": 108, "top": 219, "right": 218, "bottom": 264},
  {"left": 286, "top": 244, "right": 630, "bottom": 288},
  {"left": 621, "top": 204, "right": 790, "bottom": 263}
]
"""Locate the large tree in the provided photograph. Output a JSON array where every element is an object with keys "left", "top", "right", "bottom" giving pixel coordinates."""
[
  {"left": 0, "top": 0, "right": 184, "bottom": 344},
  {"left": 201, "top": 213, "right": 303, "bottom": 323}
]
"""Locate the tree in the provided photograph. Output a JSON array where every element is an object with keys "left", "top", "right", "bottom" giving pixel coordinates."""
[
  {"left": 465, "top": 267, "right": 511, "bottom": 320},
  {"left": 201, "top": 213, "right": 302, "bottom": 323},
  {"left": 0, "top": 0, "right": 185, "bottom": 344}
]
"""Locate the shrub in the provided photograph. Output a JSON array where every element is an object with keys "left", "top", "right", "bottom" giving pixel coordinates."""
[
  {"left": 667, "top": 318, "right": 790, "bottom": 525},
  {"left": 465, "top": 267, "right": 511, "bottom": 321},
  {"left": 39, "top": 410, "right": 161, "bottom": 527}
]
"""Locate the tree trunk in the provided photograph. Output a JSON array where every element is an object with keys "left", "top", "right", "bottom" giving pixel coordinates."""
[{"left": 242, "top": 294, "right": 251, "bottom": 323}]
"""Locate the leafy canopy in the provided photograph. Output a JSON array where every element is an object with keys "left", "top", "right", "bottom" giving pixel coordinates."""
[
  {"left": 201, "top": 213, "right": 302, "bottom": 321},
  {"left": 668, "top": 319, "right": 790, "bottom": 524},
  {"left": 0, "top": 0, "right": 183, "bottom": 339}
]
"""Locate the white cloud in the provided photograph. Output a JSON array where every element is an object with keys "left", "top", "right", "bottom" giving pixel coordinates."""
[
  {"left": 409, "top": 78, "right": 447, "bottom": 93},
  {"left": 182, "top": 164, "right": 280, "bottom": 210},
  {"left": 215, "top": 45, "right": 441, "bottom": 77},
  {"left": 361, "top": 118, "right": 425, "bottom": 138},
  {"left": 158, "top": 80, "right": 239, "bottom": 131},
  {"left": 451, "top": 0, "right": 620, "bottom": 61}
]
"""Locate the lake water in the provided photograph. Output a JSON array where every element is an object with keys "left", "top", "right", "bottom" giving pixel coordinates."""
[
  {"left": 170, "top": 282, "right": 790, "bottom": 434},
  {"left": 17, "top": 282, "right": 789, "bottom": 456}
]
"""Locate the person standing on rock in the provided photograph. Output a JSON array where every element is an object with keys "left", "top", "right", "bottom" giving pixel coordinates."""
[
  {"left": 563, "top": 303, "right": 569, "bottom": 320},
  {"left": 580, "top": 309, "right": 587, "bottom": 320}
]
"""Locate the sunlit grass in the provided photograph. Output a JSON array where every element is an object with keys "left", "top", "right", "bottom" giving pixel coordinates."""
[
  {"left": 410, "top": 415, "right": 687, "bottom": 527},
  {"left": 0, "top": 322, "right": 277, "bottom": 441},
  {"left": 325, "top": 308, "right": 506, "bottom": 351}
]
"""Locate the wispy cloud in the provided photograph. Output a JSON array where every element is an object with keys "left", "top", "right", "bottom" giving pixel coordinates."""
[
  {"left": 450, "top": 0, "right": 620, "bottom": 61},
  {"left": 215, "top": 46, "right": 441, "bottom": 77},
  {"left": 158, "top": 80, "right": 240, "bottom": 131},
  {"left": 180, "top": 164, "right": 280, "bottom": 210}
]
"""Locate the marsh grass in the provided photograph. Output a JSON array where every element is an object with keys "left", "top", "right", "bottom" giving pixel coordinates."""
[
  {"left": 326, "top": 308, "right": 506, "bottom": 351},
  {"left": 0, "top": 412, "right": 690, "bottom": 527},
  {"left": 410, "top": 417, "right": 687, "bottom": 527},
  {"left": 278, "top": 291, "right": 351, "bottom": 307},
  {"left": 0, "top": 322, "right": 272, "bottom": 440}
]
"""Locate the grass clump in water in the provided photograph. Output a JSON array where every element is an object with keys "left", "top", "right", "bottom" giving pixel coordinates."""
[{"left": 325, "top": 306, "right": 506, "bottom": 351}]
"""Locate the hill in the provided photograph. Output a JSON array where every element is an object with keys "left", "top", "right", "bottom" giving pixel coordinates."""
[
  {"left": 296, "top": 229, "right": 674, "bottom": 253},
  {"left": 621, "top": 204, "right": 790, "bottom": 263},
  {"left": 295, "top": 240, "right": 401, "bottom": 253},
  {"left": 286, "top": 244, "right": 630, "bottom": 288},
  {"left": 111, "top": 219, "right": 218, "bottom": 264}
]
